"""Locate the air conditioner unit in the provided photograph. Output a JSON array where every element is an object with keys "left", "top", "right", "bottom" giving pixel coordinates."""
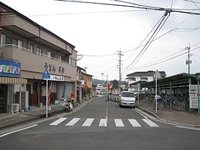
[{"left": 10, "top": 103, "right": 19, "bottom": 113}]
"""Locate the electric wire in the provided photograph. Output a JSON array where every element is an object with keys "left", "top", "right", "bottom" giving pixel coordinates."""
[
  {"left": 125, "top": 43, "right": 200, "bottom": 71},
  {"left": 124, "top": 11, "right": 170, "bottom": 71},
  {"left": 123, "top": 14, "right": 166, "bottom": 62},
  {"left": 28, "top": 9, "right": 145, "bottom": 17},
  {"left": 56, "top": 0, "right": 200, "bottom": 15}
]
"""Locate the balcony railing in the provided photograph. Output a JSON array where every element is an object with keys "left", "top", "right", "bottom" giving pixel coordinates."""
[{"left": 0, "top": 44, "right": 70, "bottom": 64}]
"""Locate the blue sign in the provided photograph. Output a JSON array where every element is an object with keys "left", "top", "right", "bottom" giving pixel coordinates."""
[
  {"left": 42, "top": 70, "right": 50, "bottom": 80},
  {"left": 0, "top": 59, "right": 21, "bottom": 77}
]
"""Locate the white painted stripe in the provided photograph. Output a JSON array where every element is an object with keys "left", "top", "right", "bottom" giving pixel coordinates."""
[
  {"left": 66, "top": 118, "right": 80, "bottom": 126},
  {"left": 114, "top": 119, "right": 124, "bottom": 127},
  {"left": 82, "top": 118, "right": 94, "bottom": 127},
  {"left": 128, "top": 119, "right": 141, "bottom": 127},
  {"left": 142, "top": 119, "right": 159, "bottom": 127},
  {"left": 50, "top": 118, "right": 67, "bottom": 126},
  {"left": 0, "top": 124, "right": 38, "bottom": 138},
  {"left": 99, "top": 119, "right": 107, "bottom": 127}
]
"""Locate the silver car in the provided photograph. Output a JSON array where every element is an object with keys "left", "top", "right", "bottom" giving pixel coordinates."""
[{"left": 119, "top": 91, "right": 136, "bottom": 108}]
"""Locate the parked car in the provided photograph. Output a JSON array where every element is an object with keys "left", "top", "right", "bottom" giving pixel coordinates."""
[{"left": 119, "top": 91, "right": 136, "bottom": 108}]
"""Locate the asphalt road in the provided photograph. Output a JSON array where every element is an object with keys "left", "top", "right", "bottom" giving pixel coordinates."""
[{"left": 0, "top": 96, "right": 200, "bottom": 150}]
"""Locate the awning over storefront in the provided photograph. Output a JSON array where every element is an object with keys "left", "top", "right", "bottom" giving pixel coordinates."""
[{"left": 0, "top": 77, "right": 27, "bottom": 84}]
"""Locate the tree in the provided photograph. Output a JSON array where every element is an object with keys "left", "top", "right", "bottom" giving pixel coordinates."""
[{"left": 110, "top": 79, "right": 118, "bottom": 90}]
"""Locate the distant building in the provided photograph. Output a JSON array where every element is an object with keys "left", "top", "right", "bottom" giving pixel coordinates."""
[
  {"left": 126, "top": 70, "right": 166, "bottom": 92},
  {"left": 77, "top": 66, "right": 93, "bottom": 100}
]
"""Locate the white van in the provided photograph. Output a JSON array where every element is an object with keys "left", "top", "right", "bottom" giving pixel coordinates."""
[{"left": 119, "top": 91, "right": 136, "bottom": 108}]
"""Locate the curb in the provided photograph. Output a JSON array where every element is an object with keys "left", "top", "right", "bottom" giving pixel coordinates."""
[
  {"left": 136, "top": 106, "right": 160, "bottom": 119},
  {"left": 0, "top": 98, "right": 94, "bottom": 130},
  {"left": 137, "top": 106, "right": 200, "bottom": 128}
]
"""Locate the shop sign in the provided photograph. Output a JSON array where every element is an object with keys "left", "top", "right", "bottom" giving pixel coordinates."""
[
  {"left": 44, "top": 62, "right": 65, "bottom": 73},
  {"left": 50, "top": 75, "right": 64, "bottom": 81},
  {"left": 0, "top": 59, "right": 21, "bottom": 77},
  {"left": 189, "top": 85, "right": 199, "bottom": 109}
]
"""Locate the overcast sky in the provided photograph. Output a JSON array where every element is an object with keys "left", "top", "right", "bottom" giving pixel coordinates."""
[{"left": 2, "top": 0, "right": 200, "bottom": 80}]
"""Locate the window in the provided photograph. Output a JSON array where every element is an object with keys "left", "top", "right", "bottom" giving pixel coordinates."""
[
  {"left": 121, "top": 92, "right": 135, "bottom": 97},
  {"left": 29, "top": 44, "right": 34, "bottom": 53},
  {"left": 130, "top": 77, "right": 136, "bottom": 81},
  {"left": 13, "top": 39, "right": 22, "bottom": 49},
  {"left": 70, "top": 58, "right": 76, "bottom": 67},
  {"left": 0, "top": 34, "right": 6, "bottom": 47},
  {"left": 141, "top": 77, "right": 148, "bottom": 81},
  {"left": 51, "top": 52, "right": 55, "bottom": 58},
  {"left": 36, "top": 47, "right": 42, "bottom": 55},
  {"left": 59, "top": 55, "right": 62, "bottom": 61},
  {"left": 48, "top": 51, "right": 51, "bottom": 58},
  {"left": 18, "top": 40, "right": 22, "bottom": 49}
]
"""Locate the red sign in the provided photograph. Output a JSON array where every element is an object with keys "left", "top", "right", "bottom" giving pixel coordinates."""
[{"left": 107, "top": 82, "right": 110, "bottom": 92}]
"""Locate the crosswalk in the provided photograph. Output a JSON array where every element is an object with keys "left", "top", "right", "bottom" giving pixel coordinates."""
[{"left": 49, "top": 117, "right": 159, "bottom": 128}]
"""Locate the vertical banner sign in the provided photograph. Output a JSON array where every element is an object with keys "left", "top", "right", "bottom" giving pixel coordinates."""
[
  {"left": 107, "top": 82, "right": 110, "bottom": 93},
  {"left": 189, "top": 85, "right": 199, "bottom": 109}
]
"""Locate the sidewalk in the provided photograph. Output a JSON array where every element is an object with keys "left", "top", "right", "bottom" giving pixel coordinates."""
[
  {"left": 138, "top": 99, "right": 200, "bottom": 127},
  {"left": 0, "top": 103, "right": 65, "bottom": 130},
  {"left": 0, "top": 98, "right": 93, "bottom": 130}
]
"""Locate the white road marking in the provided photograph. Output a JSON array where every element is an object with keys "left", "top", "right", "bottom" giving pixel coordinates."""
[
  {"left": 114, "top": 119, "right": 124, "bottom": 127},
  {"left": 143, "top": 119, "right": 159, "bottom": 127},
  {"left": 49, "top": 118, "right": 67, "bottom": 126},
  {"left": 48, "top": 117, "right": 160, "bottom": 128},
  {"left": 0, "top": 124, "right": 38, "bottom": 138},
  {"left": 65, "top": 118, "right": 80, "bottom": 126},
  {"left": 128, "top": 119, "right": 141, "bottom": 127},
  {"left": 99, "top": 119, "right": 107, "bottom": 127},
  {"left": 82, "top": 118, "right": 94, "bottom": 127}
]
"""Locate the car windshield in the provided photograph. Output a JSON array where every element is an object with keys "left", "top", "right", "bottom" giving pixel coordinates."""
[{"left": 121, "top": 92, "right": 135, "bottom": 97}]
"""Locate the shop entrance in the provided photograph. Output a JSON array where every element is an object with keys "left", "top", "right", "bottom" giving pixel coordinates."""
[{"left": 0, "top": 84, "right": 7, "bottom": 113}]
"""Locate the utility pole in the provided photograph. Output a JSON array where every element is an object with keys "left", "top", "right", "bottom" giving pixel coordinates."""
[
  {"left": 117, "top": 50, "right": 123, "bottom": 93},
  {"left": 185, "top": 46, "right": 192, "bottom": 74}
]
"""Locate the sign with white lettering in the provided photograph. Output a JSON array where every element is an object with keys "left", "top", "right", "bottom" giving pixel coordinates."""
[
  {"left": 189, "top": 85, "right": 199, "bottom": 109},
  {"left": 50, "top": 75, "right": 64, "bottom": 81},
  {"left": 0, "top": 60, "right": 21, "bottom": 77}
]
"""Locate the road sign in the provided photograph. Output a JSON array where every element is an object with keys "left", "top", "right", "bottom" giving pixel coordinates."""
[
  {"left": 42, "top": 70, "right": 50, "bottom": 80},
  {"left": 42, "top": 69, "right": 50, "bottom": 118}
]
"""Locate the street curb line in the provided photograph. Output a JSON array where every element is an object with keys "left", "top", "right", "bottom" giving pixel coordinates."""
[{"left": 137, "top": 106, "right": 200, "bottom": 129}]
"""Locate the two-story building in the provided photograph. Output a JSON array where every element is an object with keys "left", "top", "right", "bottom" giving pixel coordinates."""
[
  {"left": 0, "top": 2, "right": 77, "bottom": 113},
  {"left": 77, "top": 66, "right": 93, "bottom": 100},
  {"left": 126, "top": 70, "right": 166, "bottom": 92}
]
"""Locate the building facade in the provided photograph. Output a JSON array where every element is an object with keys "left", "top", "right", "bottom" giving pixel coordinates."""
[
  {"left": 77, "top": 67, "right": 93, "bottom": 100},
  {"left": 0, "top": 2, "right": 77, "bottom": 113},
  {"left": 126, "top": 70, "right": 166, "bottom": 92}
]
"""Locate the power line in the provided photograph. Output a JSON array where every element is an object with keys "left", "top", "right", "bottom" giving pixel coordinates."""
[
  {"left": 124, "top": 45, "right": 200, "bottom": 71},
  {"left": 184, "top": 0, "right": 200, "bottom": 5},
  {"left": 124, "top": 10, "right": 170, "bottom": 71},
  {"left": 28, "top": 9, "right": 145, "bottom": 17},
  {"left": 56, "top": 0, "right": 200, "bottom": 15},
  {"left": 81, "top": 53, "right": 117, "bottom": 57}
]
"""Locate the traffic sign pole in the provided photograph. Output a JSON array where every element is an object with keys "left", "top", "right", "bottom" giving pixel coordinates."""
[
  {"left": 46, "top": 79, "right": 48, "bottom": 118},
  {"left": 198, "top": 80, "right": 200, "bottom": 115},
  {"left": 42, "top": 69, "right": 50, "bottom": 118},
  {"left": 197, "top": 75, "right": 200, "bottom": 115}
]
